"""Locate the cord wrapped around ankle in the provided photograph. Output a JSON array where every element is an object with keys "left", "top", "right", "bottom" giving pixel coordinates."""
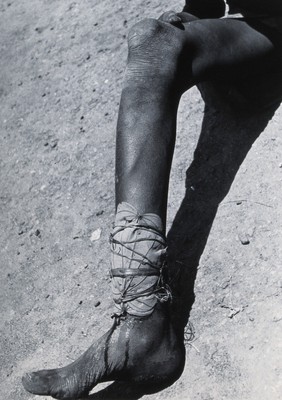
[{"left": 110, "top": 202, "right": 170, "bottom": 317}]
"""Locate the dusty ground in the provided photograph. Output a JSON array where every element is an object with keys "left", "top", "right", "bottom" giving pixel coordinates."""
[{"left": 1, "top": 1, "right": 281, "bottom": 399}]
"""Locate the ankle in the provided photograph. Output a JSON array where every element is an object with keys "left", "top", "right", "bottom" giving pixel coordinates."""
[{"left": 110, "top": 202, "right": 171, "bottom": 318}]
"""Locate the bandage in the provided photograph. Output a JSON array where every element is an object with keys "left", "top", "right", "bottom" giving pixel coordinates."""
[{"left": 110, "top": 202, "right": 170, "bottom": 318}]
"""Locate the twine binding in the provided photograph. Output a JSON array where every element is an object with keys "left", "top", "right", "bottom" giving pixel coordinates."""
[{"left": 110, "top": 202, "right": 171, "bottom": 318}]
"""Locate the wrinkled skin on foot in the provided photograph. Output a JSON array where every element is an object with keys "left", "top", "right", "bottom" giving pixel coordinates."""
[{"left": 22, "top": 307, "right": 185, "bottom": 399}]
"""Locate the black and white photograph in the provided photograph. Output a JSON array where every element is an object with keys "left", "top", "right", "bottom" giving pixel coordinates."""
[{"left": 1, "top": 1, "right": 281, "bottom": 399}]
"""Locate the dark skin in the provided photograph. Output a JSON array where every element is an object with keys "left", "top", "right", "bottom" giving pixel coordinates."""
[{"left": 22, "top": 6, "right": 280, "bottom": 399}]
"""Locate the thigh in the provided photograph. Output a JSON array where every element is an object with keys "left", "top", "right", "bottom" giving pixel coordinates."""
[{"left": 182, "top": 18, "right": 280, "bottom": 82}]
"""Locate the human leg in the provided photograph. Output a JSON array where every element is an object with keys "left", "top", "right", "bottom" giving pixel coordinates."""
[
  {"left": 115, "top": 15, "right": 278, "bottom": 238},
  {"left": 22, "top": 18, "right": 190, "bottom": 400},
  {"left": 22, "top": 15, "right": 278, "bottom": 400}
]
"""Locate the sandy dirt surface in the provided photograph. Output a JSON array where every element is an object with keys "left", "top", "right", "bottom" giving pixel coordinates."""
[{"left": 1, "top": 1, "right": 282, "bottom": 399}]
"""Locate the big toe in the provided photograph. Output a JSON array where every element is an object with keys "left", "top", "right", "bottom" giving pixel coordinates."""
[{"left": 22, "top": 369, "right": 88, "bottom": 399}]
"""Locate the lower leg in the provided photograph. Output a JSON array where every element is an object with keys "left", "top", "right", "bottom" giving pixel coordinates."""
[
  {"left": 111, "top": 19, "right": 185, "bottom": 318},
  {"left": 22, "top": 19, "right": 187, "bottom": 400},
  {"left": 116, "top": 19, "right": 188, "bottom": 223},
  {"left": 116, "top": 83, "right": 177, "bottom": 223}
]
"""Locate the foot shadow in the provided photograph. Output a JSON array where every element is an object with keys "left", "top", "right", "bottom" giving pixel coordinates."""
[
  {"left": 88, "top": 73, "right": 282, "bottom": 400},
  {"left": 87, "top": 381, "right": 172, "bottom": 400},
  {"left": 167, "top": 73, "right": 282, "bottom": 333}
]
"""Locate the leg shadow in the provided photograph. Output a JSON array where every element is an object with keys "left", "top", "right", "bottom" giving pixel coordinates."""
[{"left": 167, "top": 73, "right": 282, "bottom": 333}]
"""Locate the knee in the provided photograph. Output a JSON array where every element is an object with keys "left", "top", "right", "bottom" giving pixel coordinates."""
[
  {"left": 127, "top": 18, "right": 164, "bottom": 52},
  {"left": 126, "top": 18, "right": 185, "bottom": 80}
]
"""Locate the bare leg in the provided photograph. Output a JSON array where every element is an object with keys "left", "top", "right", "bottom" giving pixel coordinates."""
[
  {"left": 22, "top": 19, "right": 188, "bottom": 400},
  {"left": 22, "top": 14, "right": 277, "bottom": 400},
  {"left": 116, "top": 23, "right": 188, "bottom": 222}
]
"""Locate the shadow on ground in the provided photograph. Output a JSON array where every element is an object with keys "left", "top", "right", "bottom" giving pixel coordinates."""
[
  {"left": 168, "top": 71, "right": 282, "bottom": 332},
  {"left": 87, "top": 381, "right": 173, "bottom": 400}
]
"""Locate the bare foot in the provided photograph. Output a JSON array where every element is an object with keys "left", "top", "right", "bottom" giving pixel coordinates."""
[{"left": 22, "top": 307, "right": 185, "bottom": 399}]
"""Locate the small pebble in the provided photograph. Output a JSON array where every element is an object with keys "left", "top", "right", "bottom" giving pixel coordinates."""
[
  {"left": 90, "top": 228, "right": 101, "bottom": 241},
  {"left": 50, "top": 141, "right": 57, "bottom": 149},
  {"left": 35, "top": 229, "right": 41, "bottom": 237},
  {"left": 35, "top": 27, "right": 44, "bottom": 33},
  {"left": 94, "top": 301, "right": 101, "bottom": 307},
  {"left": 238, "top": 234, "right": 250, "bottom": 245}
]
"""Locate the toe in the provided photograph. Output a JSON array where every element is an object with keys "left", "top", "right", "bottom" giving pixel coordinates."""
[{"left": 22, "top": 368, "right": 91, "bottom": 399}]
